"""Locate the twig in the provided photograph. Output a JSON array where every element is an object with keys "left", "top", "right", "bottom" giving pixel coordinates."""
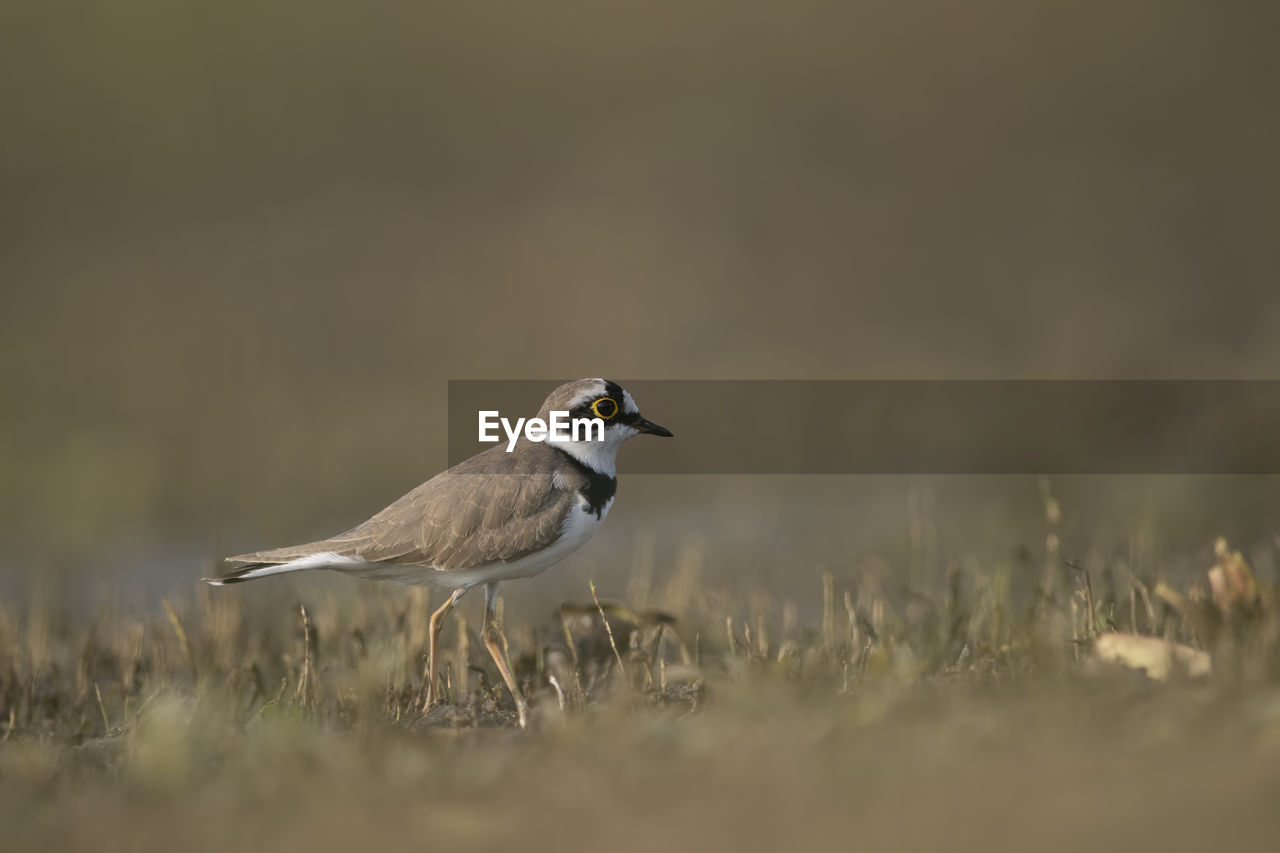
[
  {"left": 559, "top": 608, "right": 586, "bottom": 708},
  {"left": 246, "top": 678, "right": 290, "bottom": 728},
  {"left": 129, "top": 689, "right": 164, "bottom": 728},
  {"left": 1065, "top": 560, "right": 1099, "bottom": 639},
  {"left": 162, "top": 600, "right": 197, "bottom": 680},
  {"left": 94, "top": 683, "right": 110, "bottom": 735},
  {"left": 296, "top": 603, "right": 314, "bottom": 709},
  {"left": 844, "top": 591, "right": 858, "bottom": 646},
  {"left": 589, "top": 579, "right": 628, "bottom": 683},
  {"left": 648, "top": 623, "right": 666, "bottom": 678},
  {"left": 1129, "top": 574, "right": 1158, "bottom": 633},
  {"left": 821, "top": 571, "right": 835, "bottom": 650},
  {"left": 548, "top": 674, "right": 567, "bottom": 711}
]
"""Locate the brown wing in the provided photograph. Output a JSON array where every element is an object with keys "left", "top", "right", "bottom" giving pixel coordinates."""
[{"left": 226, "top": 444, "right": 586, "bottom": 571}]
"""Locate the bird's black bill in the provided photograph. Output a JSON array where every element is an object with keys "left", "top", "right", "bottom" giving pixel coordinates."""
[{"left": 632, "top": 415, "right": 673, "bottom": 437}]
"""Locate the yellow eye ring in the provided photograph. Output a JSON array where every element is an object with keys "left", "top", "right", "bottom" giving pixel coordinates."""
[{"left": 591, "top": 398, "right": 618, "bottom": 419}]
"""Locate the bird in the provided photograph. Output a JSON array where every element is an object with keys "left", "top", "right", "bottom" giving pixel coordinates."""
[{"left": 206, "top": 378, "right": 672, "bottom": 727}]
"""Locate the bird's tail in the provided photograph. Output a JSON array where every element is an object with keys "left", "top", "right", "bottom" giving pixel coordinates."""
[
  {"left": 204, "top": 561, "right": 292, "bottom": 585},
  {"left": 204, "top": 548, "right": 348, "bottom": 586}
]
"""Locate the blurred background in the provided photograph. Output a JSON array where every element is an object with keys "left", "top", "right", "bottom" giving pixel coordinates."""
[{"left": 3, "top": 0, "right": 1279, "bottom": 616}]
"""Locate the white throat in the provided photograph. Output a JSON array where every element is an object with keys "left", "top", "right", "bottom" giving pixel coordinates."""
[{"left": 551, "top": 427, "right": 633, "bottom": 476}]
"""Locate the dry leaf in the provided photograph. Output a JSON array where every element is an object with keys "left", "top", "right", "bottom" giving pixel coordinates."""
[
  {"left": 1093, "top": 632, "right": 1211, "bottom": 682},
  {"left": 1208, "top": 537, "right": 1260, "bottom": 614}
]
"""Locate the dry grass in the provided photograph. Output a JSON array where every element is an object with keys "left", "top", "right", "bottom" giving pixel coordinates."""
[{"left": 4, "top": 526, "right": 1280, "bottom": 853}]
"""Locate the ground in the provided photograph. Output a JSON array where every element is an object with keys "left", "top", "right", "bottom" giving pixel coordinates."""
[{"left": 3, "top": 536, "right": 1280, "bottom": 852}]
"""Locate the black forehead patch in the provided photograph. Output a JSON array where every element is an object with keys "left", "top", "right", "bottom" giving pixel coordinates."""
[{"left": 569, "top": 380, "right": 625, "bottom": 419}]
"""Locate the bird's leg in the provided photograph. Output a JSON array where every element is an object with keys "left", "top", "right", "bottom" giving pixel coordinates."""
[
  {"left": 424, "top": 587, "right": 465, "bottom": 710},
  {"left": 481, "top": 583, "right": 529, "bottom": 729}
]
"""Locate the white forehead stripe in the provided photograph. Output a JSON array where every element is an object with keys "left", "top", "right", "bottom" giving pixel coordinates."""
[
  {"left": 569, "top": 379, "right": 608, "bottom": 408},
  {"left": 566, "top": 380, "right": 638, "bottom": 414}
]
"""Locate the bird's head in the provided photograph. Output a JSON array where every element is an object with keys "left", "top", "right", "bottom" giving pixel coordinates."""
[{"left": 538, "top": 378, "right": 672, "bottom": 474}]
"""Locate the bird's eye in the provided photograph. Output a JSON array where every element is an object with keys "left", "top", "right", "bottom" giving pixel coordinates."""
[{"left": 591, "top": 397, "right": 618, "bottom": 419}]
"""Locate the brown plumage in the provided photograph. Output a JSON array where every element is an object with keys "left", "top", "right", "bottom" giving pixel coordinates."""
[{"left": 220, "top": 442, "right": 591, "bottom": 578}]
